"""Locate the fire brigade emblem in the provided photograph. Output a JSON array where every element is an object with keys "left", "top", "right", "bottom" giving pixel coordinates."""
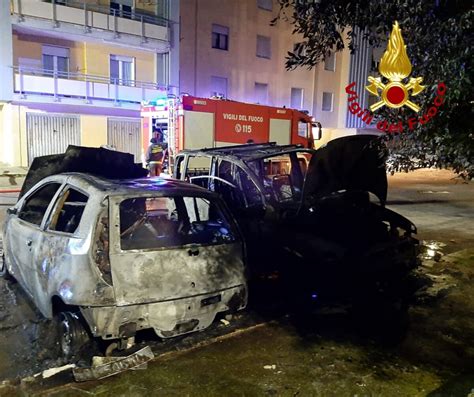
[{"left": 366, "top": 21, "right": 425, "bottom": 112}]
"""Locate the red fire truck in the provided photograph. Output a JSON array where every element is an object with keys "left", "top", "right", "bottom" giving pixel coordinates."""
[{"left": 141, "top": 95, "right": 320, "bottom": 161}]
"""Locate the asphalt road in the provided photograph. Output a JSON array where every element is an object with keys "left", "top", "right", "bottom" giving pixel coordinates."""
[{"left": 387, "top": 169, "right": 474, "bottom": 250}]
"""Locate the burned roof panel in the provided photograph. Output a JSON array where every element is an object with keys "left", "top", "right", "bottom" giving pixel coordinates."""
[
  {"left": 182, "top": 142, "right": 314, "bottom": 162},
  {"left": 20, "top": 145, "right": 148, "bottom": 199},
  {"left": 64, "top": 173, "right": 217, "bottom": 198}
]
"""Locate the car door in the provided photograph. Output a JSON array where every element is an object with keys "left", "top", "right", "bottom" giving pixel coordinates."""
[
  {"left": 33, "top": 184, "right": 90, "bottom": 316},
  {"left": 4, "top": 181, "right": 63, "bottom": 297}
]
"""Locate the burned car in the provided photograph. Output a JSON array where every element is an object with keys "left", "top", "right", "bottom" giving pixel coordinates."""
[
  {"left": 1, "top": 148, "right": 246, "bottom": 358},
  {"left": 174, "top": 136, "right": 420, "bottom": 306}
]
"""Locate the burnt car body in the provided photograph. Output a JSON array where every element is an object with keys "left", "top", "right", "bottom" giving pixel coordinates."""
[
  {"left": 174, "top": 135, "right": 420, "bottom": 304},
  {"left": 1, "top": 167, "right": 246, "bottom": 356}
]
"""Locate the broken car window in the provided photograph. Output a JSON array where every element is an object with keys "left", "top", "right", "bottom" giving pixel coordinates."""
[
  {"left": 48, "top": 188, "right": 89, "bottom": 234},
  {"left": 213, "top": 160, "right": 263, "bottom": 210},
  {"left": 256, "top": 153, "right": 307, "bottom": 203},
  {"left": 120, "top": 196, "right": 236, "bottom": 251},
  {"left": 185, "top": 156, "right": 212, "bottom": 188},
  {"left": 18, "top": 182, "right": 62, "bottom": 226}
]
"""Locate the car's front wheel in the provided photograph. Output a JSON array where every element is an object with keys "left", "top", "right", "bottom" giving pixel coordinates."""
[{"left": 58, "top": 311, "right": 90, "bottom": 360}]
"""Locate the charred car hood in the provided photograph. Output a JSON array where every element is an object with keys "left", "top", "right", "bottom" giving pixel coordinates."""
[
  {"left": 20, "top": 145, "right": 147, "bottom": 199},
  {"left": 302, "top": 135, "right": 388, "bottom": 206}
]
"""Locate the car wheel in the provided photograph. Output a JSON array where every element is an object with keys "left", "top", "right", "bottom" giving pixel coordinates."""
[{"left": 58, "top": 311, "right": 90, "bottom": 360}]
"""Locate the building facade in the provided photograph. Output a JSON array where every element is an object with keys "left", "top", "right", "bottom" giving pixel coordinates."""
[
  {"left": 0, "top": 0, "right": 373, "bottom": 168},
  {"left": 179, "top": 0, "right": 357, "bottom": 147},
  {"left": 0, "top": 0, "right": 178, "bottom": 167}
]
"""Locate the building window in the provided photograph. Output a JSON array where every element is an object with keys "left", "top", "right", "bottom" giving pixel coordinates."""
[
  {"left": 110, "top": 55, "right": 135, "bottom": 86},
  {"left": 210, "top": 76, "right": 228, "bottom": 98},
  {"left": 322, "top": 92, "right": 334, "bottom": 112},
  {"left": 157, "top": 52, "right": 169, "bottom": 86},
  {"left": 110, "top": 0, "right": 132, "bottom": 18},
  {"left": 256, "top": 35, "right": 271, "bottom": 59},
  {"left": 212, "top": 24, "right": 229, "bottom": 51},
  {"left": 324, "top": 52, "right": 336, "bottom": 71},
  {"left": 42, "top": 45, "right": 69, "bottom": 77},
  {"left": 254, "top": 82, "right": 268, "bottom": 104},
  {"left": 257, "top": 0, "right": 272, "bottom": 11},
  {"left": 290, "top": 88, "right": 303, "bottom": 109}
]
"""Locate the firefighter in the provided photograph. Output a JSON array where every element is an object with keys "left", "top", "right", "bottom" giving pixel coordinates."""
[{"left": 146, "top": 132, "right": 167, "bottom": 176}]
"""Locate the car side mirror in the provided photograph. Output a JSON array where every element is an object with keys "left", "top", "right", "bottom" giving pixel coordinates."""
[{"left": 6, "top": 207, "right": 17, "bottom": 215}]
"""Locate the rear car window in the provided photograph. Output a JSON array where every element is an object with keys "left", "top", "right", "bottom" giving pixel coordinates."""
[{"left": 120, "top": 196, "right": 237, "bottom": 251}]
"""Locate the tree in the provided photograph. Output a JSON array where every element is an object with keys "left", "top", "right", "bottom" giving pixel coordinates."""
[{"left": 273, "top": 0, "right": 473, "bottom": 178}]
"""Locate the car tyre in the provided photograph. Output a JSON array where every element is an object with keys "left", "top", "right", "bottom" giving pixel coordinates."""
[{"left": 58, "top": 311, "right": 91, "bottom": 360}]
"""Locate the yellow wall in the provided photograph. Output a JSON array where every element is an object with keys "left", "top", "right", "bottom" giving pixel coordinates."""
[
  {"left": 85, "top": 42, "right": 155, "bottom": 82},
  {"left": 135, "top": 0, "right": 158, "bottom": 14},
  {"left": 81, "top": 116, "right": 108, "bottom": 147},
  {"left": 12, "top": 34, "right": 155, "bottom": 83},
  {"left": 13, "top": 33, "right": 82, "bottom": 74}
]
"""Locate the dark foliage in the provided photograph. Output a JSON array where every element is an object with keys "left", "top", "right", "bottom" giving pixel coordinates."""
[{"left": 273, "top": 0, "right": 473, "bottom": 178}]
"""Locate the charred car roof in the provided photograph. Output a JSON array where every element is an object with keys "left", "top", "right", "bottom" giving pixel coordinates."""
[
  {"left": 180, "top": 142, "right": 315, "bottom": 161},
  {"left": 47, "top": 173, "right": 219, "bottom": 198},
  {"left": 20, "top": 145, "right": 148, "bottom": 199},
  {"left": 180, "top": 136, "right": 388, "bottom": 205}
]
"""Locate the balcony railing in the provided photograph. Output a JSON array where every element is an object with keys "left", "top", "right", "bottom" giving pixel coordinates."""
[
  {"left": 13, "top": 66, "right": 177, "bottom": 105},
  {"left": 46, "top": 0, "right": 168, "bottom": 27},
  {"left": 11, "top": 0, "right": 169, "bottom": 44}
]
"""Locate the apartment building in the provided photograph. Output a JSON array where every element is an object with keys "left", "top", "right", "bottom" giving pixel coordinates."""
[
  {"left": 0, "top": 0, "right": 179, "bottom": 167},
  {"left": 0, "top": 0, "right": 371, "bottom": 168},
  {"left": 179, "top": 0, "right": 355, "bottom": 147}
]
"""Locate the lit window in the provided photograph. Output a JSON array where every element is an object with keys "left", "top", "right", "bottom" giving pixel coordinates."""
[
  {"left": 322, "top": 92, "right": 334, "bottom": 112},
  {"left": 257, "top": 0, "right": 272, "bottom": 11},
  {"left": 210, "top": 76, "right": 228, "bottom": 98},
  {"left": 212, "top": 24, "right": 229, "bottom": 51},
  {"left": 324, "top": 52, "right": 336, "bottom": 71},
  {"left": 290, "top": 88, "right": 303, "bottom": 109},
  {"left": 257, "top": 35, "right": 271, "bottom": 59},
  {"left": 255, "top": 82, "right": 268, "bottom": 104}
]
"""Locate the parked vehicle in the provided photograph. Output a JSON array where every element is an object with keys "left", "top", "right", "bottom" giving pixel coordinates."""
[
  {"left": 1, "top": 172, "right": 247, "bottom": 358},
  {"left": 174, "top": 135, "right": 420, "bottom": 305},
  {"left": 141, "top": 95, "right": 321, "bottom": 163}
]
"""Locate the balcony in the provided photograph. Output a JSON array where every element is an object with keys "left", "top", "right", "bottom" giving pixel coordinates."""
[
  {"left": 11, "top": 0, "right": 169, "bottom": 51},
  {"left": 12, "top": 66, "right": 178, "bottom": 109}
]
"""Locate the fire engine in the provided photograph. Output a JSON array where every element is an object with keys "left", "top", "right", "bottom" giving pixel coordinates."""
[{"left": 140, "top": 95, "right": 321, "bottom": 165}]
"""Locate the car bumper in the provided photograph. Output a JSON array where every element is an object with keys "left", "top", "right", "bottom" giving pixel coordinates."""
[{"left": 80, "top": 284, "right": 247, "bottom": 339}]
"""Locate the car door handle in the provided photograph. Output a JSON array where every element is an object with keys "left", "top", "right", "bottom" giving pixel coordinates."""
[{"left": 26, "top": 239, "right": 32, "bottom": 247}]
